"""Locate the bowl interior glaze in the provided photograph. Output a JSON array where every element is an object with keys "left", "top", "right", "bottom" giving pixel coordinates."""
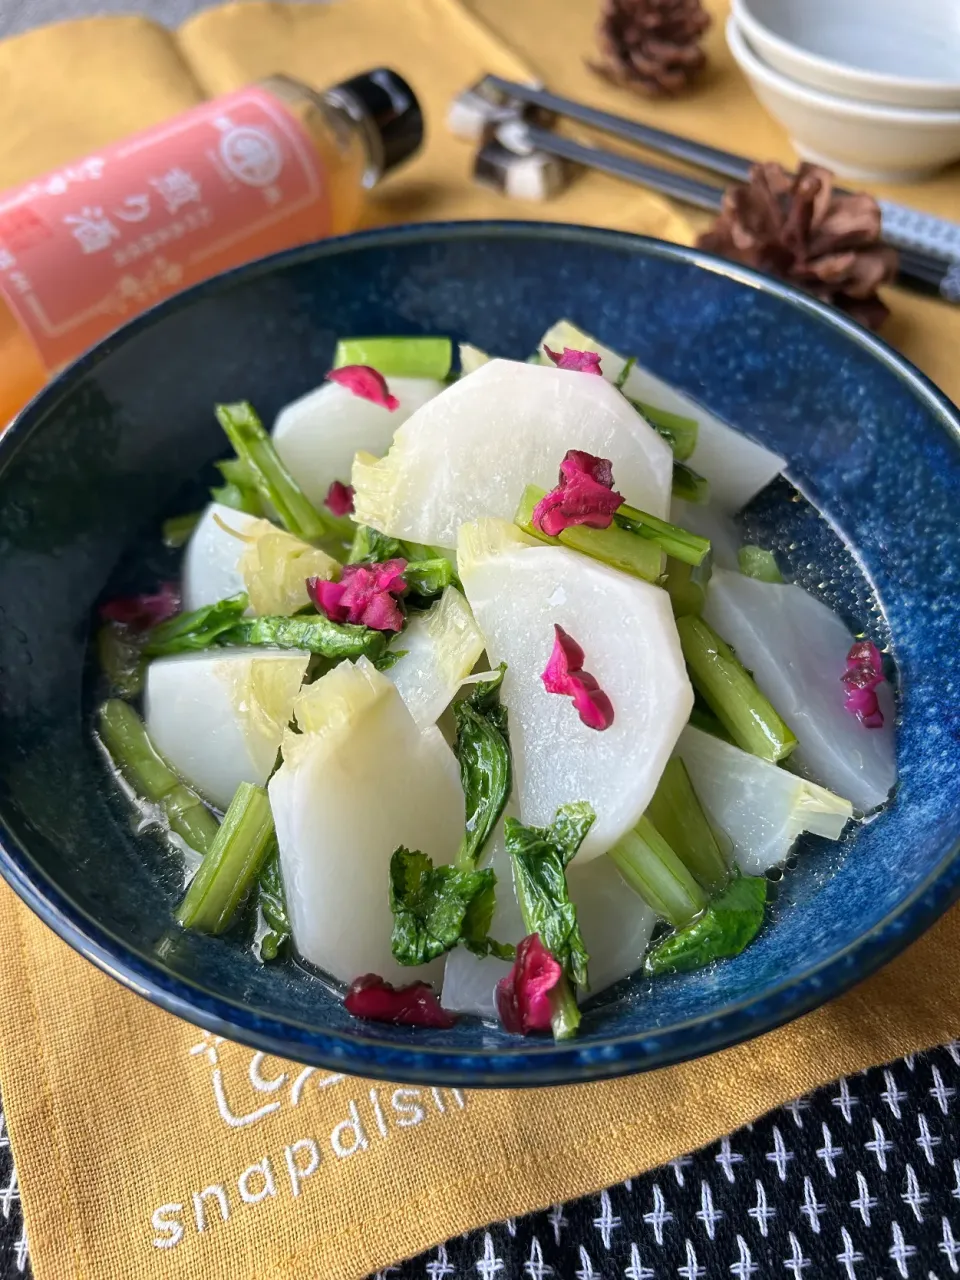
[{"left": 1, "top": 222, "right": 959, "bottom": 1086}]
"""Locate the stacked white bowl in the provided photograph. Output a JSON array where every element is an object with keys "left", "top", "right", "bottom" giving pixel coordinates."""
[{"left": 728, "top": 0, "right": 960, "bottom": 182}]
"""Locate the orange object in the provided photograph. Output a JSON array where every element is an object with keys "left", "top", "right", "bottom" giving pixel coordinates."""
[{"left": 0, "top": 70, "right": 422, "bottom": 428}]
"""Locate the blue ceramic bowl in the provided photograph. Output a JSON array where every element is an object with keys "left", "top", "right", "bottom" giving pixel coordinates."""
[{"left": 1, "top": 222, "right": 959, "bottom": 1087}]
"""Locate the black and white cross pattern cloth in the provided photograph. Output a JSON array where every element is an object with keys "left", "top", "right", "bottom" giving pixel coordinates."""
[{"left": 1, "top": 1045, "right": 959, "bottom": 1278}]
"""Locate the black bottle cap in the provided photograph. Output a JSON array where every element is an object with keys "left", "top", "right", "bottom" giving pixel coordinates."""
[{"left": 333, "top": 69, "right": 424, "bottom": 176}]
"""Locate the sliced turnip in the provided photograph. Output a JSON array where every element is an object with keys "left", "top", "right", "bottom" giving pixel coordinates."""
[
  {"left": 237, "top": 521, "right": 338, "bottom": 617},
  {"left": 458, "top": 519, "right": 693, "bottom": 861},
  {"left": 352, "top": 359, "right": 673, "bottom": 549},
  {"left": 539, "top": 320, "right": 784, "bottom": 513},
  {"left": 702, "top": 569, "right": 896, "bottom": 811},
  {"left": 269, "top": 658, "right": 465, "bottom": 986},
  {"left": 272, "top": 376, "right": 443, "bottom": 508},
  {"left": 459, "top": 343, "right": 491, "bottom": 375},
  {"left": 384, "top": 586, "right": 485, "bottom": 728},
  {"left": 145, "top": 647, "right": 309, "bottom": 810},
  {"left": 675, "top": 725, "right": 853, "bottom": 874},
  {"left": 181, "top": 503, "right": 259, "bottom": 612}
]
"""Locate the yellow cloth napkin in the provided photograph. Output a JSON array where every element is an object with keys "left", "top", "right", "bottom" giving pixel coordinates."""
[{"left": 0, "top": 2, "right": 958, "bottom": 1278}]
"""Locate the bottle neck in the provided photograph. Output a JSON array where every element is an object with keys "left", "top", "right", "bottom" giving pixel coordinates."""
[{"left": 260, "top": 73, "right": 385, "bottom": 191}]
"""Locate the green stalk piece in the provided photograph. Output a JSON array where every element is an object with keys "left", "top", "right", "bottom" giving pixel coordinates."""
[
  {"left": 676, "top": 615, "right": 798, "bottom": 763},
  {"left": 161, "top": 512, "right": 202, "bottom": 549},
  {"left": 663, "top": 558, "right": 707, "bottom": 618},
  {"left": 628, "top": 399, "right": 699, "bottom": 462},
  {"left": 177, "top": 783, "right": 276, "bottom": 933},
  {"left": 333, "top": 336, "right": 453, "bottom": 380},
  {"left": 646, "top": 757, "right": 730, "bottom": 895},
  {"left": 607, "top": 816, "right": 707, "bottom": 928},
  {"left": 514, "top": 486, "right": 662, "bottom": 582},
  {"left": 214, "top": 401, "right": 329, "bottom": 541},
  {"left": 222, "top": 614, "right": 386, "bottom": 661},
  {"left": 614, "top": 502, "right": 711, "bottom": 567},
  {"left": 98, "top": 700, "right": 220, "bottom": 856},
  {"left": 672, "top": 461, "right": 710, "bottom": 504},
  {"left": 97, "top": 624, "right": 146, "bottom": 698},
  {"left": 143, "top": 595, "right": 249, "bottom": 656},
  {"left": 738, "top": 545, "right": 784, "bottom": 583}
]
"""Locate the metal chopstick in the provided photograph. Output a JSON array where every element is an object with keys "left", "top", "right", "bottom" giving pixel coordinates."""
[
  {"left": 514, "top": 124, "right": 956, "bottom": 301},
  {"left": 482, "top": 75, "right": 960, "bottom": 267}
]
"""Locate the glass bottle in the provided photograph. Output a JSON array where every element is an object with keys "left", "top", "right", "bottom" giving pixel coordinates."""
[{"left": 0, "top": 68, "right": 422, "bottom": 429}]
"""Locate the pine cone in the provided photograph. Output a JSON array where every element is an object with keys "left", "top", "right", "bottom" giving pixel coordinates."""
[
  {"left": 590, "top": 0, "right": 711, "bottom": 98},
  {"left": 697, "top": 162, "right": 898, "bottom": 329}
]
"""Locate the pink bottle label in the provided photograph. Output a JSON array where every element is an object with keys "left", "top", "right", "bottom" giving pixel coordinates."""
[{"left": 0, "top": 87, "right": 331, "bottom": 371}]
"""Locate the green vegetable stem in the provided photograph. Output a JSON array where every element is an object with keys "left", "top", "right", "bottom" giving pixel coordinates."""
[
  {"left": 672, "top": 461, "right": 710, "bottom": 505},
  {"left": 214, "top": 402, "right": 330, "bottom": 541},
  {"left": 628, "top": 398, "right": 699, "bottom": 462},
  {"left": 161, "top": 511, "right": 202, "bottom": 549},
  {"left": 333, "top": 336, "right": 453, "bottom": 381},
  {"left": 676, "top": 615, "right": 798, "bottom": 764},
  {"left": 453, "top": 664, "right": 512, "bottom": 869},
  {"left": 98, "top": 700, "right": 220, "bottom": 856},
  {"left": 646, "top": 757, "right": 730, "bottom": 896},
  {"left": 514, "top": 486, "right": 662, "bottom": 583},
  {"left": 608, "top": 816, "right": 707, "bottom": 927},
  {"left": 177, "top": 782, "right": 276, "bottom": 933},
  {"left": 738, "top": 544, "right": 784, "bottom": 583},
  {"left": 97, "top": 624, "right": 146, "bottom": 698},
  {"left": 257, "top": 850, "right": 291, "bottom": 961},
  {"left": 613, "top": 502, "right": 711, "bottom": 567},
  {"left": 505, "top": 802, "right": 596, "bottom": 1040},
  {"left": 644, "top": 873, "right": 768, "bottom": 976},
  {"left": 663, "top": 558, "right": 707, "bottom": 618}
]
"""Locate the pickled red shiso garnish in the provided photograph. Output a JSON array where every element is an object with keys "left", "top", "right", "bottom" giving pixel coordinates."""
[{"left": 344, "top": 974, "right": 456, "bottom": 1028}]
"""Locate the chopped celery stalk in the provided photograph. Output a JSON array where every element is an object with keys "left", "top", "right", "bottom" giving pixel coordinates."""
[
  {"left": 627, "top": 399, "right": 698, "bottom": 461},
  {"left": 607, "top": 817, "right": 707, "bottom": 927},
  {"left": 98, "top": 700, "right": 220, "bottom": 855},
  {"left": 162, "top": 511, "right": 202, "bottom": 549},
  {"left": 672, "top": 461, "right": 710, "bottom": 505},
  {"left": 615, "top": 501, "right": 711, "bottom": 566},
  {"left": 333, "top": 336, "right": 452, "bottom": 380},
  {"left": 223, "top": 614, "right": 385, "bottom": 661},
  {"left": 514, "top": 485, "right": 662, "bottom": 583},
  {"left": 214, "top": 402, "right": 330, "bottom": 541},
  {"left": 664, "top": 558, "right": 706, "bottom": 618},
  {"left": 676, "top": 615, "right": 798, "bottom": 763},
  {"left": 177, "top": 783, "right": 276, "bottom": 933},
  {"left": 738, "top": 545, "right": 783, "bottom": 583},
  {"left": 646, "top": 757, "right": 729, "bottom": 895}
]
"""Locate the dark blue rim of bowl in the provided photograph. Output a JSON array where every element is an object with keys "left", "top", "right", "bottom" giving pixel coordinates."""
[{"left": 1, "top": 220, "right": 959, "bottom": 1087}]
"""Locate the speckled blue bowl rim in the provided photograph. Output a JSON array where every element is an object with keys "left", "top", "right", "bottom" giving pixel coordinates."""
[{"left": 1, "top": 220, "right": 959, "bottom": 1088}]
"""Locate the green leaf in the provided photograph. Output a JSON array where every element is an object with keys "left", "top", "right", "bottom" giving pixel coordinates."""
[
  {"left": 672, "top": 461, "right": 710, "bottom": 504},
  {"left": 257, "top": 849, "right": 291, "bottom": 961},
  {"left": 644, "top": 873, "right": 768, "bottom": 976},
  {"left": 142, "top": 595, "right": 249, "bottom": 656},
  {"left": 373, "top": 647, "right": 408, "bottom": 672},
  {"left": 221, "top": 613, "right": 386, "bottom": 661},
  {"left": 613, "top": 356, "right": 636, "bottom": 391},
  {"left": 453, "top": 662, "right": 512, "bottom": 867},
  {"left": 504, "top": 802, "right": 595, "bottom": 989},
  {"left": 389, "top": 846, "right": 502, "bottom": 966},
  {"left": 348, "top": 524, "right": 406, "bottom": 565}
]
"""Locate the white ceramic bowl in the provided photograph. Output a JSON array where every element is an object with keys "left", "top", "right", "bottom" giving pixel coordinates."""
[
  {"left": 727, "top": 16, "right": 960, "bottom": 183},
  {"left": 732, "top": 0, "right": 960, "bottom": 110}
]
